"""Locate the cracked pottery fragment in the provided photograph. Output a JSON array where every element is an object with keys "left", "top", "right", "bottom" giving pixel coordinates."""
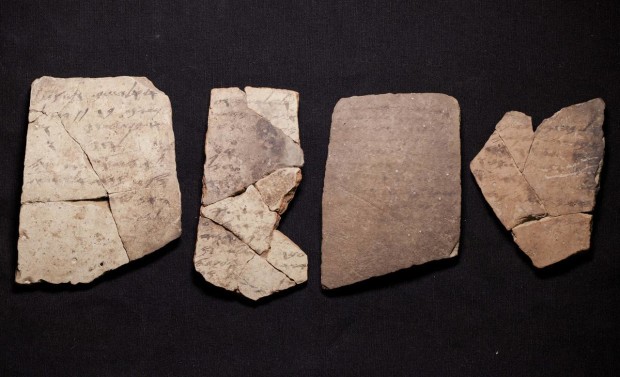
[
  {"left": 201, "top": 185, "right": 279, "bottom": 255},
  {"left": 321, "top": 93, "right": 461, "bottom": 289},
  {"left": 255, "top": 167, "right": 302, "bottom": 213},
  {"left": 194, "top": 87, "right": 307, "bottom": 301},
  {"left": 17, "top": 76, "right": 182, "bottom": 284},
  {"left": 471, "top": 99, "right": 604, "bottom": 268}
]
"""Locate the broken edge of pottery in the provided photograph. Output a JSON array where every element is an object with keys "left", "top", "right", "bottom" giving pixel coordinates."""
[
  {"left": 321, "top": 93, "right": 461, "bottom": 289},
  {"left": 471, "top": 98, "right": 604, "bottom": 268},
  {"left": 17, "top": 76, "right": 182, "bottom": 284},
  {"left": 194, "top": 87, "right": 307, "bottom": 301}
]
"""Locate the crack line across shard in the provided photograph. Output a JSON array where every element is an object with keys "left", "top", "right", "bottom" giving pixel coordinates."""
[
  {"left": 194, "top": 87, "right": 307, "bottom": 301},
  {"left": 16, "top": 76, "right": 182, "bottom": 284},
  {"left": 471, "top": 98, "right": 605, "bottom": 268}
]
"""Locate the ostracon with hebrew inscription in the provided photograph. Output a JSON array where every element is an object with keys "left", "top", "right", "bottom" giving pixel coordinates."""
[
  {"left": 17, "top": 77, "right": 181, "bottom": 284},
  {"left": 471, "top": 99, "right": 604, "bottom": 268},
  {"left": 194, "top": 87, "right": 307, "bottom": 301},
  {"left": 321, "top": 93, "right": 461, "bottom": 289}
]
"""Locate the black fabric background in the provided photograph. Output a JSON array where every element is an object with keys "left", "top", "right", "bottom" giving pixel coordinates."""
[{"left": 1, "top": 1, "right": 619, "bottom": 376}]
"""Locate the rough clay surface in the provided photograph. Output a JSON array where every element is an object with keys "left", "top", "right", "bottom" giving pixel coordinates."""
[
  {"left": 201, "top": 87, "right": 303, "bottom": 205},
  {"left": 17, "top": 201, "right": 129, "bottom": 284},
  {"left": 195, "top": 87, "right": 307, "bottom": 301},
  {"left": 201, "top": 185, "right": 279, "bottom": 255},
  {"left": 321, "top": 93, "right": 461, "bottom": 289},
  {"left": 255, "top": 167, "right": 302, "bottom": 213},
  {"left": 17, "top": 76, "right": 182, "bottom": 284},
  {"left": 471, "top": 99, "right": 604, "bottom": 268},
  {"left": 512, "top": 214, "right": 592, "bottom": 268}
]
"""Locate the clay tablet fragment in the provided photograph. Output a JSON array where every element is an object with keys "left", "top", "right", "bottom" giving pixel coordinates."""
[
  {"left": 321, "top": 93, "right": 461, "bottom": 289},
  {"left": 17, "top": 76, "right": 182, "bottom": 284},
  {"left": 194, "top": 87, "right": 307, "bottom": 301},
  {"left": 471, "top": 99, "right": 604, "bottom": 268}
]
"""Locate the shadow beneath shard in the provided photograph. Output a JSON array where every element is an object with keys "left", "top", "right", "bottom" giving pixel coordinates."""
[
  {"left": 321, "top": 256, "right": 460, "bottom": 297},
  {"left": 529, "top": 249, "right": 594, "bottom": 279},
  {"left": 8, "top": 93, "right": 30, "bottom": 292},
  {"left": 506, "top": 206, "right": 597, "bottom": 278},
  {"left": 479, "top": 192, "right": 516, "bottom": 245},
  {"left": 467, "top": 161, "right": 516, "bottom": 246},
  {"left": 191, "top": 269, "right": 239, "bottom": 303},
  {"left": 11, "top": 238, "right": 179, "bottom": 294},
  {"left": 191, "top": 268, "right": 307, "bottom": 307}
]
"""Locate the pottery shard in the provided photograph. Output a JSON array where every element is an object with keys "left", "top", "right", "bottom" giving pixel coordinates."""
[
  {"left": 194, "top": 219, "right": 296, "bottom": 301},
  {"left": 470, "top": 131, "right": 546, "bottom": 230},
  {"left": 495, "top": 111, "right": 534, "bottom": 172},
  {"left": 201, "top": 185, "right": 279, "bottom": 255},
  {"left": 471, "top": 99, "right": 604, "bottom": 268},
  {"left": 321, "top": 93, "right": 461, "bottom": 289},
  {"left": 245, "top": 87, "right": 300, "bottom": 143},
  {"left": 265, "top": 231, "right": 308, "bottom": 284},
  {"left": 255, "top": 167, "right": 302, "bottom": 213},
  {"left": 512, "top": 214, "right": 592, "bottom": 268},
  {"left": 195, "top": 87, "right": 307, "bottom": 300},
  {"left": 16, "top": 201, "right": 129, "bottom": 284},
  {"left": 523, "top": 100, "right": 605, "bottom": 216},
  {"left": 17, "top": 76, "right": 182, "bottom": 284},
  {"left": 202, "top": 87, "right": 304, "bottom": 205}
]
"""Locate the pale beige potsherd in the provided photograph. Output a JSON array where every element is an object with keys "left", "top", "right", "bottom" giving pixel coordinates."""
[
  {"left": 17, "top": 76, "right": 182, "bottom": 284},
  {"left": 321, "top": 93, "right": 461, "bottom": 289},
  {"left": 201, "top": 185, "right": 279, "bottom": 255},
  {"left": 471, "top": 99, "right": 604, "bottom": 268},
  {"left": 194, "top": 87, "right": 307, "bottom": 301}
]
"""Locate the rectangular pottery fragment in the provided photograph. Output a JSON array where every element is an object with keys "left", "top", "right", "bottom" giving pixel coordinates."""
[
  {"left": 321, "top": 93, "right": 461, "bottom": 289},
  {"left": 17, "top": 76, "right": 182, "bottom": 284}
]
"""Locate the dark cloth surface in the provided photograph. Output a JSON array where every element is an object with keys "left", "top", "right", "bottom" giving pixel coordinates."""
[{"left": 1, "top": 1, "right": 619, "bottom": 376}]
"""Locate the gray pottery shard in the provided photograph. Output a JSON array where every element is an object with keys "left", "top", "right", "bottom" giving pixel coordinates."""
[
  {"left": 195, "top": 87, "right": 307, "bottom": 301},
  {"left": 17, "top": 76, "right": 182, "bottom": 284},
  {"left": 201, "top": 87, "right": 303, "bottom": 206},
  {"left": 471, "top": 99, "right": 604, "bottom": 268},
  {"left": 321, "top": 93, "right": 461, "bottom": 289}
]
